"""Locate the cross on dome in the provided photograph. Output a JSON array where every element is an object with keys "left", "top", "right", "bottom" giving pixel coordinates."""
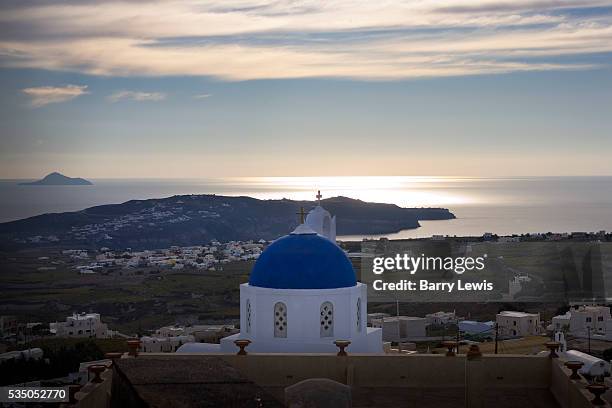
[{"left": 316, "top": 190, "right": 322, "bottom": 204}]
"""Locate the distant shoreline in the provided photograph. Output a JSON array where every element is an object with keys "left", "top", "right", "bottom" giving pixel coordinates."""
[
  {"left": 1, "top": 177, "right": 611, "bottom": 237},
  {"left": 0, "top": 194, "right": 454, "bottom": 251}
]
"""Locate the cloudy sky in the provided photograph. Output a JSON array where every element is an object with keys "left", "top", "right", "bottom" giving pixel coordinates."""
[{"left": 1, "top": 0, "right": 611, "bottom": 178}]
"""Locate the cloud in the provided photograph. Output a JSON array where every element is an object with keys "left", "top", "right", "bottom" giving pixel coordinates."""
[
  {"left": 432, "top": 0, "right": 606, "bottom": 14},
  {"left": 21, "top": 84, "right": 88, "bottom": 107},
  {"left": 108, "top": 90, "right": 166, "bottom": 102},
  {"left": 194, "top": 93, "right": 212, "bottom": 99},
  {"left": 2, "top": 1, "right": 612, "bottom": 80}
]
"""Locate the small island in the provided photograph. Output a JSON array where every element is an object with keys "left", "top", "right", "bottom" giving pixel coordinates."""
[{"left": 20, "top": 172, "right": 93, "bottom": 186}]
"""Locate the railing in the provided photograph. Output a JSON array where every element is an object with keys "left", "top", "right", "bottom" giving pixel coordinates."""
[{"left": 551, "top": 359, "right": 611, "bottom": 408}]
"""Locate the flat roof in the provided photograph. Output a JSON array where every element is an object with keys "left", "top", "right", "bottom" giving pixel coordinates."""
[{"left": 498, "top": 311, "right": 538, "bottom": 318}]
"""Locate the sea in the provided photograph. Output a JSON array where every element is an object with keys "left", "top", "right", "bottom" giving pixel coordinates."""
[{"left": 1, "top": 176, "right": 611, "bottom": 239}]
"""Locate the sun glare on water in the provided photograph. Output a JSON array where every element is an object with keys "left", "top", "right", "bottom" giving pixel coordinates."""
[{"left": 232, "top": 176, "right": 475, "bottom": 207}]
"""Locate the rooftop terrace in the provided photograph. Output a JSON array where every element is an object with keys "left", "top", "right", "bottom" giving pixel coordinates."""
[{"left": 71, "top": 342, "right": 612, "bottom": 408}]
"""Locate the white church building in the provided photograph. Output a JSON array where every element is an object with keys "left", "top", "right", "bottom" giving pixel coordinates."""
[{"left": 179, "top": 196, "right": 383, "bottom": 354}]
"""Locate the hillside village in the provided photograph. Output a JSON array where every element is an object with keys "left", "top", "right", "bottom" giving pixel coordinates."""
[{"left": 65, "top": 239, "right": 265, "bottom": 274}]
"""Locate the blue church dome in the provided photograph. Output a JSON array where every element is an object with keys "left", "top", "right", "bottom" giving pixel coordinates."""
[{"left": 249, "top": 230, "right": 357, "bottom": 289}]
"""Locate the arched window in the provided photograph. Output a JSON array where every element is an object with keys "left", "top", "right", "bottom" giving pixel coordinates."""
[
  {"left": 356, "top": 298, "right": 362, "bottom": 332},
  {"left": 246, "top": 299, "right": 252, "bottom": 333},
  {"left": 320, "top": 302, "right": 334, "bottom": 337},
  {"left": 274, "top": 302, "right": 287, "bottom": 338}
]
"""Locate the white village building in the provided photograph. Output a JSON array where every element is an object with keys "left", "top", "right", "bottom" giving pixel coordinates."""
[
  {"left": 52, "top": 313, "right": 110, "bottom": 339},
  {"left": 508, "top": 275, "right": 532, "bottom": 299},
  {"left": 154, "top": 325, "right": 187, "bottom": 338},
  {"left": 496, "top": 311, "right": 541, "bottom": 338},
  {"left": 140, "top": 335, "right": 195, "bottom": 353},
  {"left": 370, "top": 316, "right": 427, "bottom": 342},
  {"left": 425, "top": 311, "right": 460, "bottom": 326},
  {"left": 550, "top": 305, "right": 612, "bottom": 339}
]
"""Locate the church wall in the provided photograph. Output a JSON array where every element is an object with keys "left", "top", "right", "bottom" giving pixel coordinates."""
[{"left": 234, "top": 283, "right": 377, "bottom": 353}]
